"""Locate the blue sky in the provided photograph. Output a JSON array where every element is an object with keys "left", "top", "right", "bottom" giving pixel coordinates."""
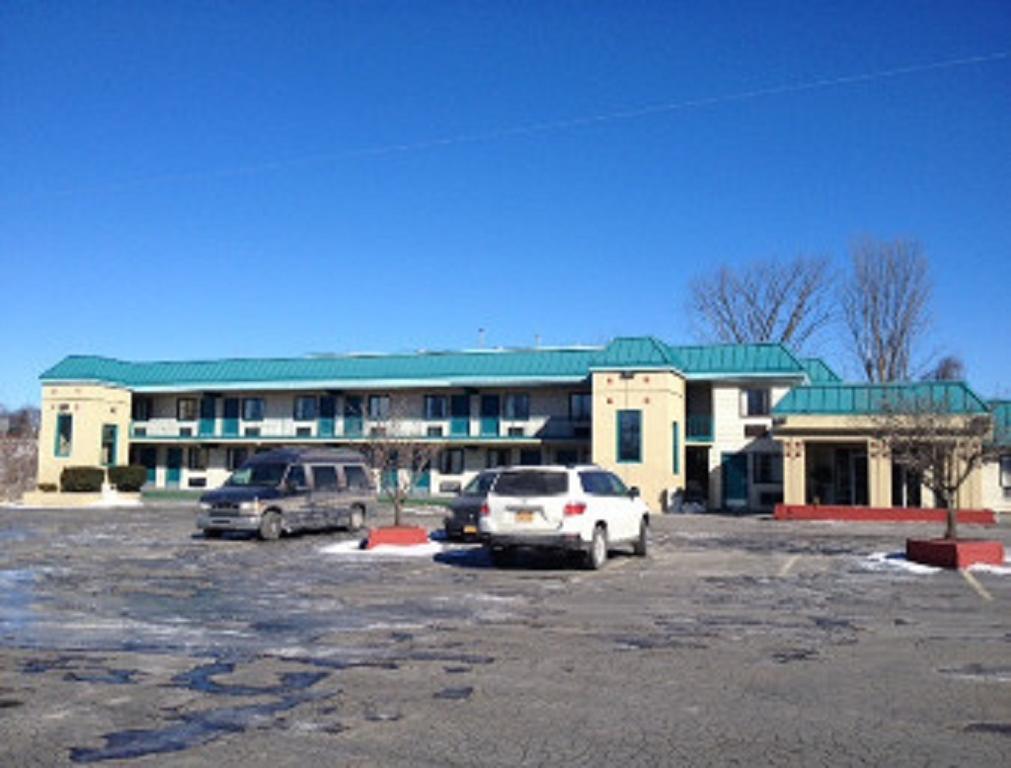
[{"left": 2, "top": 1, "right": 1009, "bottom": 407}]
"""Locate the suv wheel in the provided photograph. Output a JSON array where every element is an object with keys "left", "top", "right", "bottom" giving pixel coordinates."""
[
  {"left": 348, "top": 505, "right": 365, "bottom": 532},
  {"left": 258, "top": 510, "right": 283, "bottom": 541},
  {"left": 586, "top": 525, "right": 607, "bottom": 570},
  {"left": 632, "top": 518, "right": 648, "bottom": 557}
]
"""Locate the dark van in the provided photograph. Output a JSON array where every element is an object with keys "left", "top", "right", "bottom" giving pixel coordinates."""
[{"left": 197, "top": 447, "right": 375, "bottom": 540}]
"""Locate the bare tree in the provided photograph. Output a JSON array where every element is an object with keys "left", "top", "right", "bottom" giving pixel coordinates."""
[
  {"left": 872, "top": 392, "right": 1001, "bottom": 540},
  {"left": 923, "top": 355, "right": 966, "bottom": 382},
  {"left": 0, "top": 405, "right": 39, "bottom": 502},
  {"left": 690, "top": 255, "right": 834, "bottom": 350},
  {"left": 359, "top": 395, "right": 442, "bottom": 528},
  {"left": 843, "top": 237, "right": 931, "bottom": 382}
]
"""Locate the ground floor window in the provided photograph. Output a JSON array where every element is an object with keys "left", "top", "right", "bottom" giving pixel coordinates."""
[
  {"left": 518, "top": 449, "right": 541, "bottom": 466},
  {"left": 439, "top": 448, "right": 464, "bottom": 475},
  {"left": 55, "top": 413, "right": 73, "bottom": 457},
  {"left": 1000, "top": 455, "right": 1011, "bottom": 499},
  {"left": 100, "top": 424, "right": 117, "bottom": 466},
  {"left": 486, "top": 448, "right": 511, "bottom": 468},
  {"left": 617, "top": 410, "right": 642, "bottom": 463},
  {"left": 752, "top": 452, "right": 783, "bottom": 484},
  {"left": 227, "top": 448, "right": 248, "bottom": 470}
]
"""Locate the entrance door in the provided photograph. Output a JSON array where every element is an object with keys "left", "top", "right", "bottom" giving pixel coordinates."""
[
  {"left": 222, "top": 398, "right": 239, "bottom": 437},
  {"left": 480, "top": 395, "right": 500, "bottom": 437},
  {"left": 140, "top": 446, "right": 157, "bottom": 485},
  {"left": 199, "top": 396, "right": 216, "bottom": 437},
  {"left": 344, "top": 396, "right": 363, "bottom": 437},
  {"left": 318, "top": 396, "right": 336, "bottom": 437},
  {"left": 450, "top": 394, "right": 471, "bottom": 437},
  {"left": 721, "top": 452, "right": 748, "bottom": 508},
  {"left": 166, "top": 448, "right": 183, "bottom": 488}
]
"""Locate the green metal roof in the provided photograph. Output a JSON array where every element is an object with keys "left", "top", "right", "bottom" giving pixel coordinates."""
[
  {"left": 991, "top": 401, "right": 1011, "bottom": 446},
  {"left": 774, "top": 382, "right": 991, "bottom": 416},
  {"left": 799, "top": 358, "right": 842, "bottom": 383},
  {"left": 39, "top": 337, "right": 818, "bottom": 392}
]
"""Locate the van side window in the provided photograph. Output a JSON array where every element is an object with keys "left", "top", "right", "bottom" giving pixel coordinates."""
[
  {"left": 287, "top": 465, "right": 308, "bottom": 490},
  {"left": 344, "top": 465, "right": 370, "bottom": 491},
  {"left": 312, "top": 465, "right": 339, "bottom": 491}
]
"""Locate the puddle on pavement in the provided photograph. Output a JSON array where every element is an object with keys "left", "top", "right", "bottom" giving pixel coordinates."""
[
  {"left": 937, "top": 664, "right": 1011, "bottom": 682},
  {"left": 433, "top": 686, "right": 473, "bottom": 700},
  {"left": 963, "top": 722, "right": 1011, "bottom": 736}
]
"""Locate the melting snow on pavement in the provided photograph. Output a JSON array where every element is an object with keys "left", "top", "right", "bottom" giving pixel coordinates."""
[
  {"left": 319, "top": 540, "right": 448, "bottom": 557},
  {"left": 861, "top": 551, "right": 1011, "bottom": 576}
]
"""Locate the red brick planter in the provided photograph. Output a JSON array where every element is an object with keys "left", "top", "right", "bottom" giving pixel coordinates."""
[
  {"left": 906, "top": 538, "right": 1006, "bottom": 570},
  {"left": 774, "top": 504, "right": 996, "bottom": 526},
  {"left": 364, "top": 526, "right": 430, "bottom": 549}
]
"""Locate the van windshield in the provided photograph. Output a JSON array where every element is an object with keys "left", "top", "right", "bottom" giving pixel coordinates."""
[
  {"left": 494, "top": 471, "right": 568, "bottom": 497},
  {"left": 226, "top": 463, "right": 288, "bottom": 487}
]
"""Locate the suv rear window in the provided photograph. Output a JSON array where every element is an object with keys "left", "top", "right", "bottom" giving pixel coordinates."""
[{"left": 494, "top": 470, "right": 568, "bottom": 497}]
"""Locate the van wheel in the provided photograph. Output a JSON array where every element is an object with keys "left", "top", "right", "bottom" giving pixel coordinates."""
[
  {"left": 632, "top": 518, "right": 648, "bottom": 557},
  {"left": 348, "top": 505, "right": 365, "bottom": 532},
  {"left": 586, "top": 525, "right": 607, "bottom": 570},
  {"left": 258, "top": 510, "right": 282, "bottom": 541}
]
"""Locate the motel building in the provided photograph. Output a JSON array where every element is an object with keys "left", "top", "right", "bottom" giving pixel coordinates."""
[{"left": 34, "top": 336, "right": 1011, "bottom": 515}]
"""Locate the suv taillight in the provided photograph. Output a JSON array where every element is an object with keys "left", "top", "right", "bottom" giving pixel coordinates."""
[
  {"left": 480, "top": 503, "right": 490, "bottom": 517},
  {"left": 563, "top": 502, "right": 586, "bottom": 517}
]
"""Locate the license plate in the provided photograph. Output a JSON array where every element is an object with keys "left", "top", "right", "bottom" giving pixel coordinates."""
[
  {"left": 463, "top": 525, "right": 478, "bottom": 535},
  {"left": 515, "top": 510, "right": 534, "bottom": 523}
]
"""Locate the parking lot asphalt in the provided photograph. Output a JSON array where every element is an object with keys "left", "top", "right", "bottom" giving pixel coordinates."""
[{"left": 1, "top": 503, "right": 1009, "bottom": 767}]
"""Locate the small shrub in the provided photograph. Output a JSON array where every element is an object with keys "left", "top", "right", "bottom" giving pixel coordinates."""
[
  {"left": 108, "top": 465, "right": 148, "bottom": 492},
  {"left": 60, "top": 466, "right": 105, "bottom": 493},
  {"left": 37, "top": 483, "right": 57, "bottom": 493}
]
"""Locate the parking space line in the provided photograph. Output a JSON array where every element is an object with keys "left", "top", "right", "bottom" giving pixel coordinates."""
[
  {"left": 961, "top": 569, "right": 993, "bottom": 602},
  {"left": 778, "top": 554, "right": 800, "bottom": 577}
]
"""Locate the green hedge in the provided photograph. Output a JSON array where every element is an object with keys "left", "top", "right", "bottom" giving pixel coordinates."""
[
  {"left": 60, "top": 466, "right": 105, "bottom": 493},
  {"left": 108, "top": 465, "right": 148, "bottom": 492}
]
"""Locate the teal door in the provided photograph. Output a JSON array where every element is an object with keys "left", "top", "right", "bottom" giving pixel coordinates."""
[
  {"left": 318, "top": 396, "right": 336, "bottom": 437},
  {"left": 199, "top": 396, "right": 216, "bottom": 437},
  {"left": 140, "top": 447, "right": 157, "bottom": 485},
  {"left": 223, "top": 398, "right": 239, "bottom": 437},
  {"left": 450, "top": 394, "right": 471, "bottom": 437},
  {"left": 344, "top": 396, "right": 363, "bottom": 437},
  {"left": 722, "top": 452, "right": 749, "bottom": 507},
  {"left": 480, "top": 395, "right": 500, "bottom": 437},
  {"left": 166, "top": 448, "right": 183, "bottom": 488}
]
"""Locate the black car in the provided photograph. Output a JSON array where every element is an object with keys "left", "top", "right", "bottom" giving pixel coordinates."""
[{"left": 443, "top": 470, "right": 500, "bottom": 541}]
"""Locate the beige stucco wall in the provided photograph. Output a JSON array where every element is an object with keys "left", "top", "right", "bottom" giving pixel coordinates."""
[
  {"left": 591, "top": 370, "right": 685, "bottom": 512},
  {"left": 982, "top": 456, "right": 1011, "bottom": 514},
  {"left": 37, "top": 385, "right": 132, "bottom": 487}
]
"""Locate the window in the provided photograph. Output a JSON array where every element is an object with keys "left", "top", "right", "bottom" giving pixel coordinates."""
[
  {"left": 569, "top": 393, "right": 592, "bottom": 422},
  {"left": 368, "top": 395, "right": 390, "bottom": 421},
  {"left": 617, "top": 410, "right": 642, "bottom": 463},
  {"left": 495, "top": 470, "right": 568, "bottom": 497},
  {"left": 293, "top": 396, "right": 318, "bottom": 421},
  {"left": 177, "top": 398, "right": 198, "bottom": 421},
  {"left": 556, "top": 449, "right": 579, "bottom": 465},
  {"left": 187, "top": 447, "right": 207, "bottom": 471},
  {"left": 424, "top": 395, "right": 448, "bottom": 419},
  {"left": 427, "top": 426, "right": 444, "bottom": 437},
  {"left": 518, "top": 449, "right": 541, "bottom": 466},
  {"left": 486, "top": 449, "right": 511, "bottom": 468},
  {"left": 504, "top": 393, "right": 530, "bottom": 420},
  {"left": 242, "top": 398, "right": 264, "bottom": 421},
  {"left": 752, "top": 452, "right": 783, "bottom": 484},
  {"left": 672, "top": 422, "right": 680, "bottom": 474},
  {"left": 344, "top": 465, "right": 371, "bottom": 491},
  {"left": 55, "top": 413, "right": 73, "bottom": 457},
  {"left": 132, "top": 397, "right": 152, "bottom": 422},
  {"left": 179, "top": 427, "right": 193, "bottom": 437},
  {"left": 1001, "top": 455, "right": 1011, "bottom": 488},
  {"left": 312, "top": 465, "right": 340, "bottom": 491},
  {"left": 439, "top": 448, "right": 465, "bottom": 475},
  {"left": 100, "top": 424, "right": 117, "bottom": 466},
  {"left": 226, "top": 448, "right": 248, "bottom": 471},
  {"left": 741, "top": 388, "right": 771, "bottom": 417},
  {"left": 287, "top": 465, "right": 308, "bottom": 490},
  {"left": 244, "top": 427, "right": 260, "bottom": 437}
]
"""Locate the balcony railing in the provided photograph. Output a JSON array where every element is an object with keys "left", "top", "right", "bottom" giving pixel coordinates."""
[{"left": 686, "top": 413, "right": 713, "bottom": 442}]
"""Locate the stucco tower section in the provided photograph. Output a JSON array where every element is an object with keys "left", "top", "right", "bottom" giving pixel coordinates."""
[
  {"left": 37, "top": 385, "right": 132, "bottom": 487},
  {"left": 591, "top": 370, "right": 686, "bottom": 512}
]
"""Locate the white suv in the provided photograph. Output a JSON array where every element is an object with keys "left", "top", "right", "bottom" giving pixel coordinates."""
[{"left": 479, "top": 465, "right": 651, "bottom": 569}]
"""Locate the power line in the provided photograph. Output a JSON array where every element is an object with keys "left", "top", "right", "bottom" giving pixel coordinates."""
[{"left": 26, "top": 49, "right": 1011, "bottom": 198}]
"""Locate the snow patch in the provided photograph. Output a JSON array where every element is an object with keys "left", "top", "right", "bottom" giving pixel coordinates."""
[
  {"left": 319, "top": 539, "right": 445, "bottom": 557},
  {"left": 861, "top": 551, "right": 941, "bottom": 575},
  {"left": 968, "top": 560, "right": 1011, "bottom": 576}
]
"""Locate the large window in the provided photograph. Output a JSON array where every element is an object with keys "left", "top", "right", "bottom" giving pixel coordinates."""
[
  {"left": 100, "top": 424, "right": 117, "bottom": 466},
  {"left": 741, "top": 388, "right": 771, "bottom": 417},
  {"left": 1001, "top": 455, "right": 1011, "bottom": 488},
  {"left": 132, "top": 397, "right": 152, "bottom": 422},
  {"left": 439, "top": 448, "right": 464, "bottom": 475},
  {"left": 368, "top": 395, "right": 390, "bottom": 421},
  {"left": 617, "top": 410, "right": 642, "bottom": 463},
  {"left": 504, "top": 393, "right": 530, "bottom": 420},
  {"left": 569, "top": 393, "right": 592, "bottom": 422},
  {"left": 242, "top": 398, "right": 265, "bottom": 422},
  {"left": 177, "top": 398, "right": 198, "bottom": 421},
  {"left": 752, "top": 452, "right": 783, "bottom": 484},
  {"left": 424, "top": 395, "right": 448, "bottom": 419},
  {"left": 293, "top": 396, "right": 318, "bottom": 421},
  {"left": 55, "top": 413, "right": 73, "bottom": 457}
]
